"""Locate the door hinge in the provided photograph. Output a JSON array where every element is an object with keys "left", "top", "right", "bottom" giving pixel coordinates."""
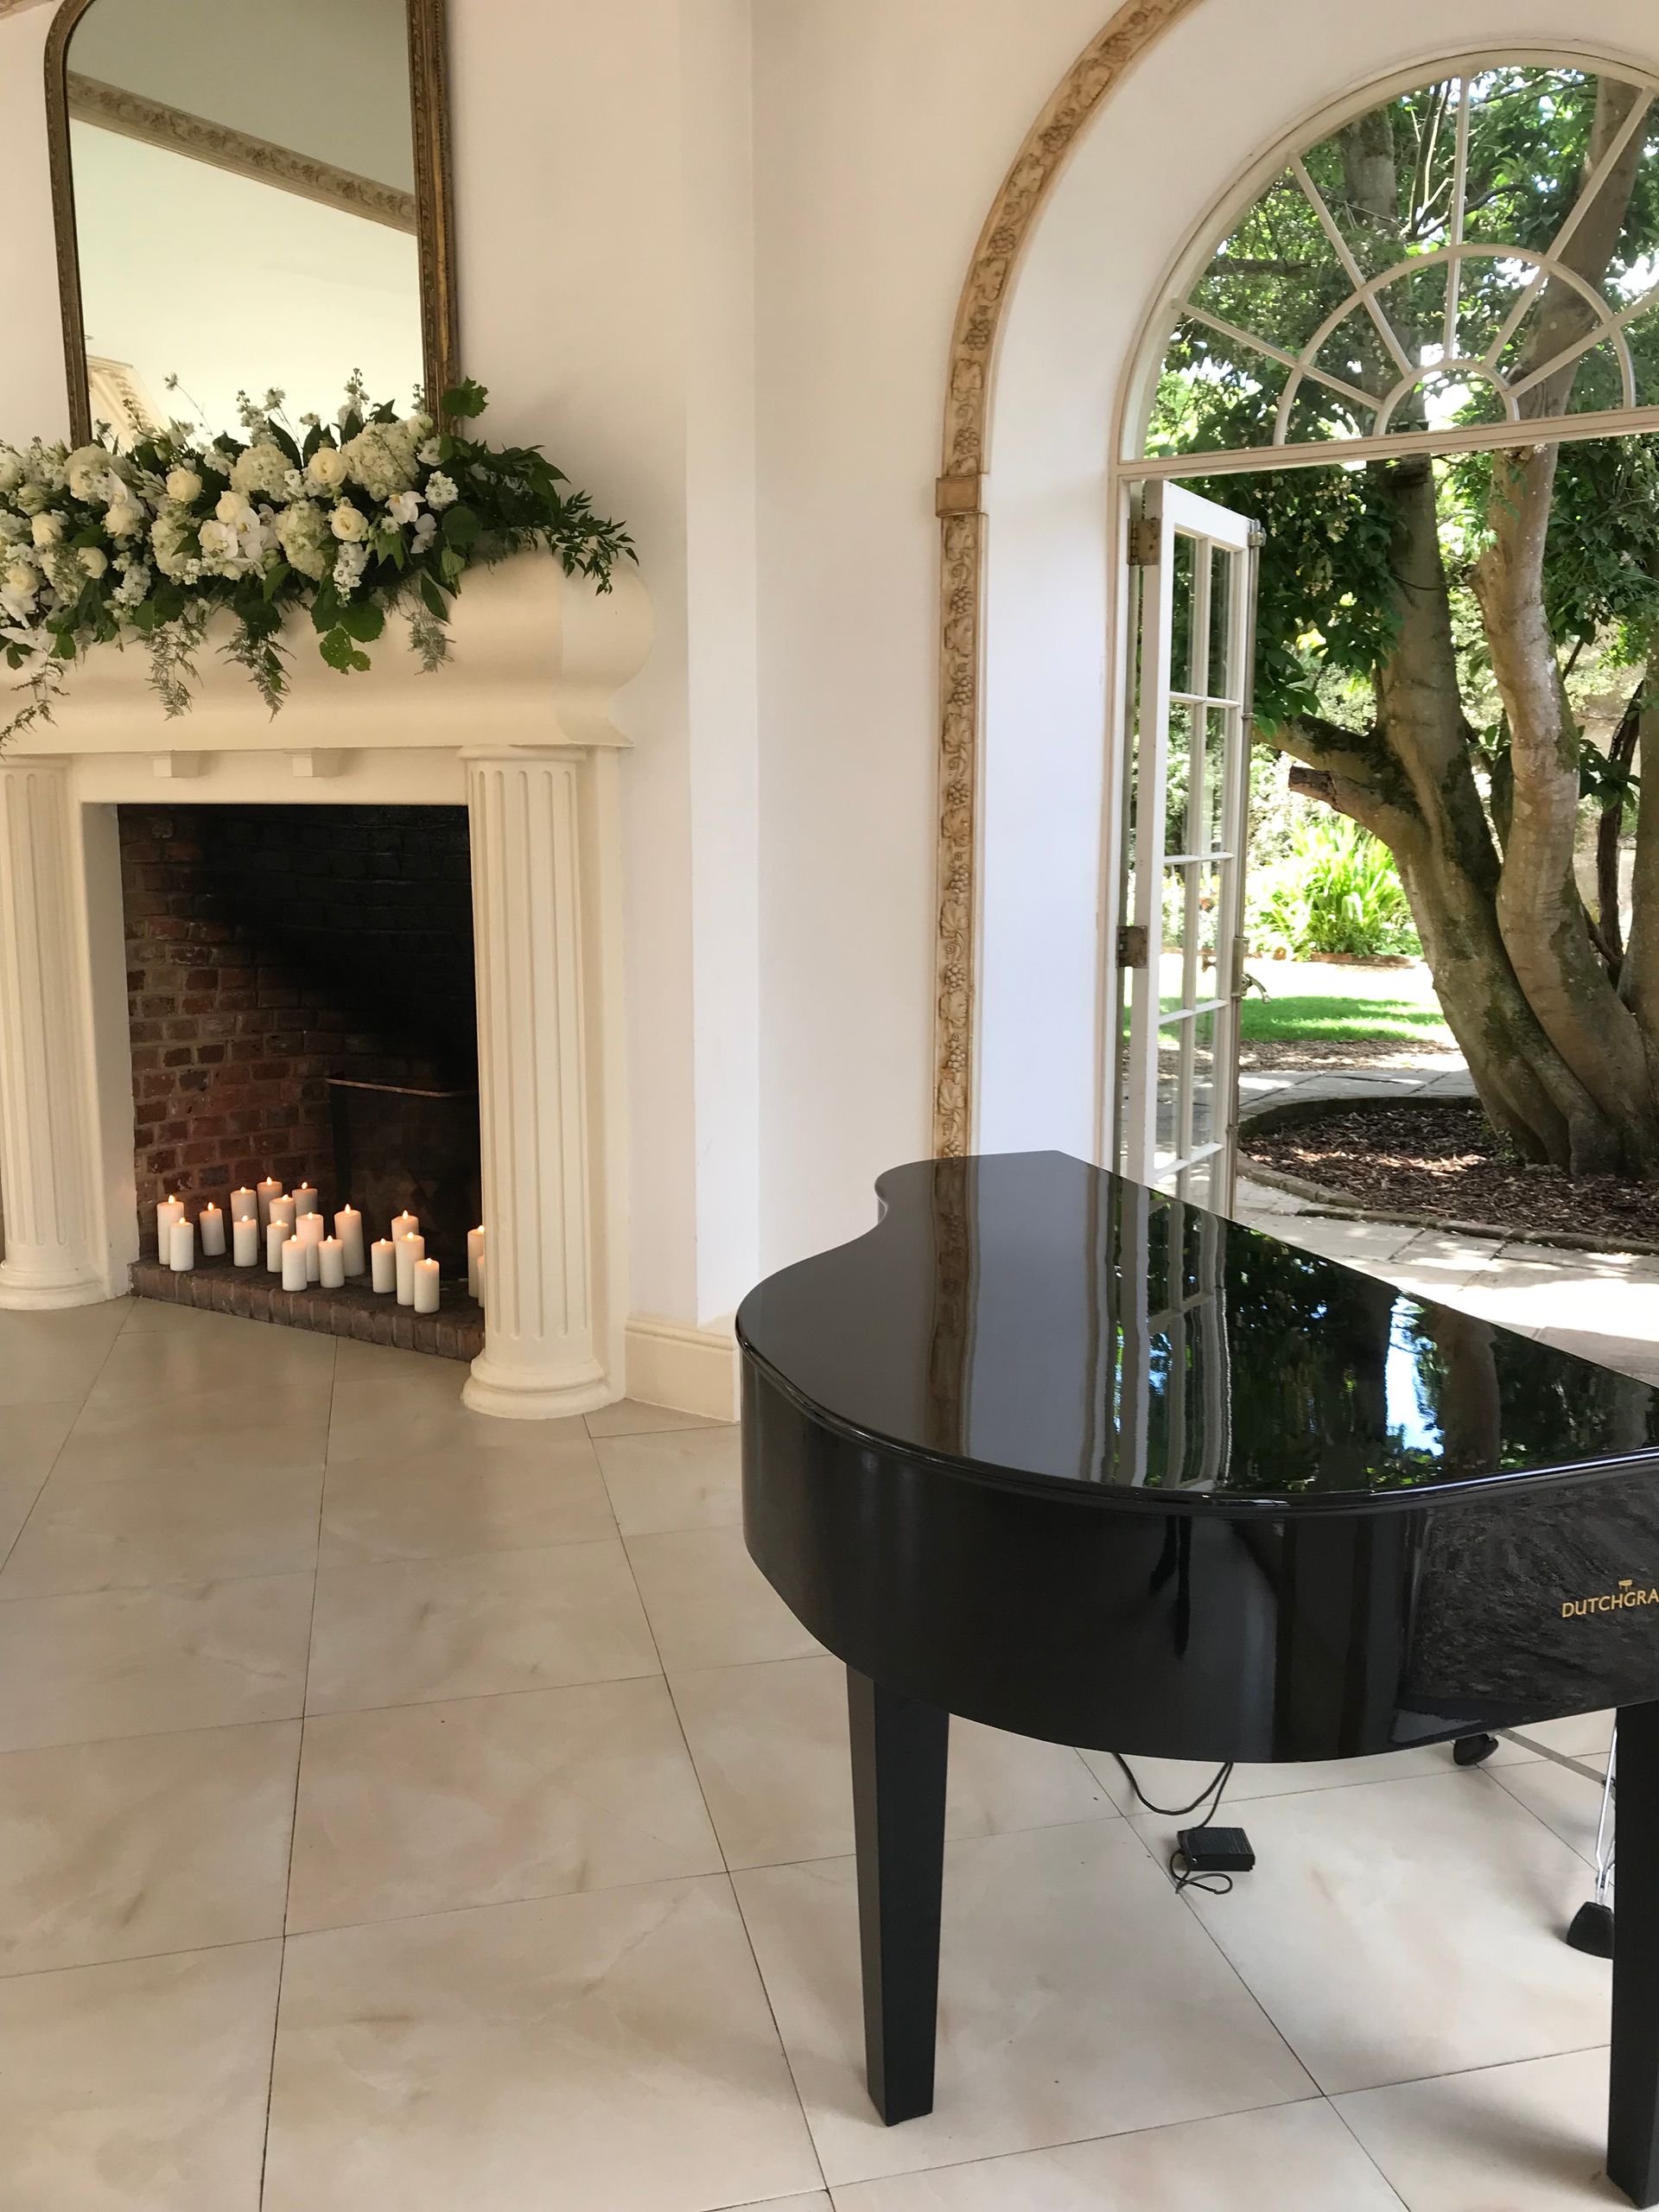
[
  {"left": 1247, "top": 521, "right": 1268, "bottom": 550},
  {"left": 1128, "top": 516, "right": 1160, "bottom": 565},
  {"left": 1118, "top": 924, "right": 1150, "bottom": 969}
]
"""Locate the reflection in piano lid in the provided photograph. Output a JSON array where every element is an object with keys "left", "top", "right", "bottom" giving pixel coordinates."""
[{"left": 737, "top": 1151, "right": 1659, "bottom": 1507}]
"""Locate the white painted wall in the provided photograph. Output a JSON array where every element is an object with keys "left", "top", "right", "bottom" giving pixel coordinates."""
[{"left": 751, "top": 0, "right": 1109, "bottom": 1269}]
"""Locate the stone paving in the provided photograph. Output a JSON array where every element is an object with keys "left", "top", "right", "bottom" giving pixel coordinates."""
[{"left": 1235, "top": 1052, "right": 1659, "bottom": 1383}]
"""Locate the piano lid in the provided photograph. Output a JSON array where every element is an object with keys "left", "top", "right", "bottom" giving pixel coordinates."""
[{"left": 735, "top": 1152, "right": 1659, "bottom": 1510}]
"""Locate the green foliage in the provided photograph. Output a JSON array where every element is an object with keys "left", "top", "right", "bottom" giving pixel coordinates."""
[
  {"left": 1247, "top": 811, "right": 1421, "bottom": 958},
  {"left": 0, "top": 379, "right": 635, "bottom": 739}
]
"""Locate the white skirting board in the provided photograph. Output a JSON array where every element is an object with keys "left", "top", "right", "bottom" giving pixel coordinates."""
[{"left": 624, "top": 1313, "right": 739, "bottom": 1422}]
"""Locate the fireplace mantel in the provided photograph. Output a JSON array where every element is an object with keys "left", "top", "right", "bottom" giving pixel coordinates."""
[{"left": 0, "top": 552, "right": 650, "bottom": 1420}]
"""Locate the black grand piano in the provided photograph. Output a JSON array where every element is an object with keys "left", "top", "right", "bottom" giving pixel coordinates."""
[{"left": 737, "top": 1152, "right": 1659, "bottom": 2206}]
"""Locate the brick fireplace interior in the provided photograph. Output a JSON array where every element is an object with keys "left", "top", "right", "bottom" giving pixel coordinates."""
[{"left": 120, "top": 802, "right": 483, "bottom": 1340}]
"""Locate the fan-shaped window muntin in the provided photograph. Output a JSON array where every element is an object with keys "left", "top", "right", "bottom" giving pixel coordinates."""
[{"left": 1147, "top": 62, "right": 1659, "bottom": 462}]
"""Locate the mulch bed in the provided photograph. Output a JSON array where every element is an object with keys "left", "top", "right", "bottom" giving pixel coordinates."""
[{"left": 1243, "top": 1099, "right": 1659, "bottom": 1245}]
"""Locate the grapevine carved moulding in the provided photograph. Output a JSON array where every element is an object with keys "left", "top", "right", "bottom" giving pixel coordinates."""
[{"left": 931, "top": 0, "right": 1204, "bottom": 1156}]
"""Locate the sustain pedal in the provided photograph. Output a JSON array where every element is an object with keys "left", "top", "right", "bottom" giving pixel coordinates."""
[{"left": 1176, "top": 1823, "right": 1255, "bottom": 1875}]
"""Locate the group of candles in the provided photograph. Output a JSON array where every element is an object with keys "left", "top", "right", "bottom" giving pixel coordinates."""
[{"left": 155, "top": 1177, "right": 487, "bottom": 1316}]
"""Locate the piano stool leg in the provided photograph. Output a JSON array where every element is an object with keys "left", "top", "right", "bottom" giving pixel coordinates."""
[
  {"left": 847, "top": 1668, "right": 950, "bottom": 2126},
  {"left": 1610, "top": 1700, "right": 1659, "bottom": 2207}
]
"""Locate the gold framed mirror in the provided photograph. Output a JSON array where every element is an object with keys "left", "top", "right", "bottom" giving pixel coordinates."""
[{"left": 44, "top": 0, "right": 458, "bottom": 444}]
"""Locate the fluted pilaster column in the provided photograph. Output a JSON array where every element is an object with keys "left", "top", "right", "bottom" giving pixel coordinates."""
[
  {"left": 464, "top": 748, "right": 612, "bottom": 1418},
  {"left": 0, "top": 762, "right": 106, "bottom": 1307}
]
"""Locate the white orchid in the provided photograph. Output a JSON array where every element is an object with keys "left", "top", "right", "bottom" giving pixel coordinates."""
[{"left": 387, "top": 491, "right": 422, "bottom": 526}]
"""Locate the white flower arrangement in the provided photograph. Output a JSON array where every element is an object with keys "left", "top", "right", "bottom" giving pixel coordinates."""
[{"left": 0, "top": 375, "right": 633, "bottom": 740}]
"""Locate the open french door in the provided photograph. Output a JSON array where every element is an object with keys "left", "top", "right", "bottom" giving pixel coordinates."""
[{"left": 1119, "top": 480, "right": 1261, "bottom": 1211}]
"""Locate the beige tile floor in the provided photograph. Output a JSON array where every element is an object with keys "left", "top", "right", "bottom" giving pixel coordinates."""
[{"left": 0, "top": 1292, "right": 1637, "bottom": 2209}]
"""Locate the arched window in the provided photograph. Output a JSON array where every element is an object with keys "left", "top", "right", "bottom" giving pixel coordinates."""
[{"left": 1146, "top": 62, "right": 1659, "bottom": 465}]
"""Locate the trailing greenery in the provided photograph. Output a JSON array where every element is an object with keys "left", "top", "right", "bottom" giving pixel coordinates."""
[{"left": 0, "top": 377, "right": 634, "bottom": 741}]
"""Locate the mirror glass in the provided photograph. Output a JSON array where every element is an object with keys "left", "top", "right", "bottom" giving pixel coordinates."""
[{"left": 64, "top": 0, "right": 423, "bottom": 442}]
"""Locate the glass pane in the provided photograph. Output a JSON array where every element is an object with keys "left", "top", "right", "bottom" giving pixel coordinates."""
[
  {"left": 1165, "top": 702, "right": 1192, "bottom": 852},
  {"left": 1202, "top": 706, "right": 1232, "bottom": 852},
  {"left": 1190, "top": 169, "right": 1352, "bottom": 355},
  {"left": 1170, "top": 534, "right": 1195, "bottom": 700},
  {"left": 1206, "top": 545, "right": 1235, "bottom": 697},
  {"left": 1189, "top": 1007, "right": 1219, "bottom": 1154}
]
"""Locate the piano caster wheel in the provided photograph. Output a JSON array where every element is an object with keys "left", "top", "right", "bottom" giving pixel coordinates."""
[
  {"left": 1567, "top": 1900, "right": 1615, "bottom": 1959},
  {"left": 1453, "top": 1733, "right": 1500, "bottom": 1768}
]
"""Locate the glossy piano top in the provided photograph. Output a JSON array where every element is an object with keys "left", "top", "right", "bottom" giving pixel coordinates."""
[{"left": 735, "top": 1152, "right": 1659, "bottom": 1510}]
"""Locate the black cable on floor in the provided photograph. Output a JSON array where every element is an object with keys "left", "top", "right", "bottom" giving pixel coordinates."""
[{"left": 1110, "top": 1754, "right": 1237, "bottom": 1896}]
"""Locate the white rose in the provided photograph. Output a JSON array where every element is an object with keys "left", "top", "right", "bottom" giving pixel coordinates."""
[
  {"left": 0, "top": 451, "right": 24, "bottom": 494},
  {"left": 417, "top": 438, "right": 442, "bottom": 467},
  {"left": 66, "top": 444, "right": 111, "bottom": 502},
  {"left": 423, "top": 472, "right": 458, "bottom": 510},
  {"left": 30, "top": 512, "right": 64, "bottom": 548},
  {"left": 387, "top": 491, "right": 422, "bottom": 526},
  {"left": 105, "top": 494, "right": 145, "bottom": 539},
  {"left": 79, "top": 546, "right": 109, "bottom": 580},
  {"left": 329, "top": 500, "right": 367, "bottom": 542},
  {"left": 165, "top": 467, "right": 203, "bottom": 505},
  {"left": 306, "top": 447, "right": 349, "bottom": 493},
  {"left": 14, "top": 482, "right": 47, "bottom": 516},
  {"left": 215, "top": 489, "right": 255, "bottom": 528},
  {"left": 3, "top": 559, "right": 40, "bottom": 594}
]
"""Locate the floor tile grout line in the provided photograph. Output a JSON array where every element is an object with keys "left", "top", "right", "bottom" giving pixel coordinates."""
[
  {"left": 0, "top": 1307, "right": 132, "bottom": 1578},
  {"left": 260, "top": 1337, "right": 334, "bottom": 2210},
  {"left": 629, "top": 1525, "right": 832, "bottom": 2197},
  {"left": 1111, "top": 1802, "right": 1325, "bottom": 2100},
  {"left": 1323, "top": 2096, "right": 1416, "bottom": 2212}
]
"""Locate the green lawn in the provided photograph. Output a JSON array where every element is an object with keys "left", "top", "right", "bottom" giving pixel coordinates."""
[{"left": 1237, "top": 959, "right": 1454, "bottom": 1050}]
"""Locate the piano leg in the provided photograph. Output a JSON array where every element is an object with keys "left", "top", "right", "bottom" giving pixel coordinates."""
[
  {"left": 1611, "top": 1700, "right": 1659, "bottom": 2207},
  {"left": 847, "top": 1667, "right": 950, "bottom": 2125}
]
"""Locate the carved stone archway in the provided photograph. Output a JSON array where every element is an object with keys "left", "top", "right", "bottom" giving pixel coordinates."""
[{"left": 931, "top": 0, "right": 1204, "bottom": 1155}]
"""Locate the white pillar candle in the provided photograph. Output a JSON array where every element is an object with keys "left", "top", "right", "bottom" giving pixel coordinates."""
[
  {"left": 370, "top": 1238, "right": 397, "bottom": 1294},
  {"left": 232, "top": 1217, "right": 259, "bottom": 1268},
  {"left": 318, "top": 1236, "right": 346, "bottom": 1290},
  {"left": 198, "top": 1204, "right": 226, "bottom": 1258},
  {"left": 230, "top": 1187, "right": 258, "bottom": 1224},
  {"left": 467, "top": 1225, "right": 485, "bottom": 1301},
  {"left": 168, "top": 1217, "right": 195, "bottom": 1272},
  {"left": 391, "top": 1211, "right": 419, "bottom": 1243},
  {"left": 266, "top": 1222, "right": 289, "bottom": 1274},
  {"left": 476, "top": 1250, "right": 486, "bottom": 1311},
  {"left": 255, "top": 1177, "right": 283, "bottom": 1229},
  {"left": 156, "top": 1193, "right": 185, "bottom": 1265},
  {"left": 296, "top": 1211, "right": 327, "bottom": 1282},
  {"left": 280, "top": 1238, "right": 308, "bottom": 1292},
  {"left": 413, "top": 1256, "right": 440, "bottom": 1314},
  {"left": 292, "top": 1184, "right": 320, "bottom": 1217},
  {"left": 270, "top": 1193, "right": 296, "bottom": 1235},
  {"left": 395, "top": 1231, "right": 426, "bottom": 1306},
  {"left": 334, "top": 1206, "right": 365, "bottom": 1277}
]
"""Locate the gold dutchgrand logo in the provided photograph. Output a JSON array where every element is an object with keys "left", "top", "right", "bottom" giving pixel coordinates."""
[{"left": 1562, "top": 1578, "right": 1659, "bottom": 1618}]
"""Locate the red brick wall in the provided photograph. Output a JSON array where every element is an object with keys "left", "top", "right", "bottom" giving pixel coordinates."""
[{"left": 120, "top": 805, "right": 475, "bottom": 1256}]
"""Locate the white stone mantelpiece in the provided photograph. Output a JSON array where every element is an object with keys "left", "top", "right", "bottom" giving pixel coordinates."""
[{"left": 0, "top": 556, "right": 649, "bottom": 1414}]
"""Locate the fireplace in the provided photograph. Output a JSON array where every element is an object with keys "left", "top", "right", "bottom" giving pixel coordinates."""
[
  {"left": 120, "top": 802, "right": 485, "bottom": 1357},
  {"left": 0, "top": 555, "right": 666, "bottom": 1418}
]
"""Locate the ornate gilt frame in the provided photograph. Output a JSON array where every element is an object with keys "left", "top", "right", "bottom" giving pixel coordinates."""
[
  {"left": 931, "top": 0, "right": 1205, "bottom": 1156},
  {"left": 44, "top": 0, "right": 461, "bottom": 443}
]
